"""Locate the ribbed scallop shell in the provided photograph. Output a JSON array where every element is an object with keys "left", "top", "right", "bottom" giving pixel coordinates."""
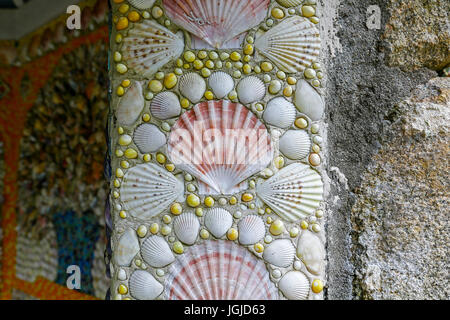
[
  {"left": 255, "top": 16, "right": 321, "bottom": 73},
  {"left": 120, "top": 163, "right": 185, "bottom": 219},
  {"left": 167, "top": 100, "right": 273, "bottom": 195},
  {"left": 129, "top": 0, "right": 156, "bottom": 10},
  {"left": 236, "top": 76, "right": 266, "bottom": 105},
  {"left": 173, "top": 212, "right": 200, "bottom": 245},
  {"left": 208, "top": 72, "right": 234, "bottom": 99},
  {"left": 238, "top": 215, "right": 265, "bottom": 245},
  {"left": 256, "top": 163, "right": 323, "bottom": 222},
  {"left": 150, "top": 91, "right": 181, "bottom": 120},
  {"left": 129, "top": 270, "right": 164, "bottom": 300},
  {"left": 114, "top": 228, "right": 140, "bottom": 267},
  {"left": 141, "top": 236, "right": 175, "bottom": 268},
  {"left": 294, "top": 79, "right": 324, "bottom": 121},
  {"left": 263, "top": 239, "right": 296, "bottom": 267},
  {"left": 263, "top": 97, "right": 296, "bottom": 129},
  {"left": 204, "top": 208, "right": 233, "bottom": 238},
  {"left": 116, "top": 81, "right": 144, "bottom": 126},
  {"left": 163, "top": 0, "right": 270, "bottom": 49},
  {"left": 164, "top": 240, "right": 278, "bottom": 300},
  {"left": 134, "top": 124, "right": 167, "bottom": 153},
  {"left": 178, "top": 72, "right": 206, "bottom": 103},
  {"left": 122, "top": 20, "right": 184, "bottom": 78},
  {"left": 279, "top": 130, "right": 311, "bottom": 160},
  {"left": 278, "top": 271, "right": 310, "bottom": 300},
  {"left": 297, "top": 231, "right": 325, "bottom": 275},
  {"left": 276, "top": 0, "right": 303, "bottom": 7}
]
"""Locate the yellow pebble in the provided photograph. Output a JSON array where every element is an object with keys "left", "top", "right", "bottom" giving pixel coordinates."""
[
  {"left": 287, "top": 77, "right": 297, "bottom": 85},
  {"left": 163, "top": 73, "right": 178, "bottom": 89},
  {"left": 266, "top": 217, "right": 273, "bottom": 224},
  {"left": 116, "top": 63, "right": 128, "bottom": 74},
  {"left": 119, "top": 211, "right": 127, "bottom": 219},
  {"left": 152, "top": 6, "right": 163, "bottom": 19},
  {"left": 243, "top": 55, "right": 251, "bottom": 63},
  {"left": 161, "top": 226, "right": 171, "bottom": 236},
  {"left": 176, "top": 59, "right": 183, "bottom": 67},
  {"left": 173, "top": 241, "right": 184, "bottom": 254},
  {"left": 312, "top": 279, "right": 324, "bottom": 293},
  {"left": 170, "top": 203, "right": 182, "bottom": 215},
  {"left": 165, "top": 164, "right": 175, "bottom": 172},
  {"left": 244, "top": 44, "right": 254, "bottom": 55},
  {"left": 241, "top": 193, "right": 254, "bottom": 202},
  {"left": 116, "top": 17, "right": 129, "bottom": 30},
  {"left": 128, "top": 11, "right": 140, "bottom": 22},
  {"left": 142, "top": 113, "right": 151, "bottom": 122},
  {"left": 118, "top": 4, "right": 129, "bottom": 14},
  {"left": 119, "top": 135, "right": 132, "bottom": 146},
  {"left": 228, "top": 91, "right": 237, "bottom": 100},
  {"left": 229, "top": 196, "right": 237, "bottom": 205},
  {"left": 274, "top": 156, "right": 285, "bottom": 169},
  {"left": 265, "top": 207, "right": 272, "bottom": 214},
  {"left": 137, "top": 225, "right": 147, "bottom": 237},
  {"left": 200, "top": 229, "right": 209, "bottom": 239},
  {"left": 118, "top": 284, "right": 128, "bottom": 295},
  {"left": 254, "top": 243, "right": 264, "bottom": 253},
  {"left": 162, "top": 215, "right": 172, "bottom": 224},
  {"left": 143, "top": 154, "right": 151, "bottom": 162},
  {"left": 115, "top": 34, "right": 122, "bottom": 43},
  {"left": 193, "top": 60, "right": 204, "bottom": 70},
  {"left": 227, "top": 228, "right": 239, "bottom": 241},
  {"left": 295, "top": 117, "right": 308, "bottom": 129},
  {"left": 187, "top": 194, "right": 200, "bottom": 207},
  {"left": 181, "top": 98, "right": 190, "bottom": 109},
  {"left": 204, "top": 91, "right": 214, "bottom": 100},
  {"left": 150, "top": 223, "right": 159, "bottom": 234},
  {"left": 114, "top": 51, "right": 122, "bottom": 62},
  {"left": 271, "top": 7, "right": 285, "bottom": 19},
  {"left": 302, "top": 5, "right": 316, "bottom": 18},
  {"left": 310, "top": 16, "right": 320, "bottom": 24},
  {"left": 300, "top": 220, "right": 309, "bottom": 229},
  {"left": 204, "top": 196, "right": 215, "bottom": 207},
  {"left": 156, "top": 153, "right": 166, "bottom": 164},
  {"left": 230, "top": 52, "right": 241, "bottom": 62},
  {"left": 113, "top": 178, "right": 119, "bottom": 188},
  {"left": 195, "top": 208, "right": 203, "bottom": 217},
  {"left": 205, "top": 60, "right": 215, "bottom": 69},
  {"left": 148, "top": 80, "right": 163, "bottom": 93},
  {"left": 198, "top": 50, "right": 208, "bottom": 59},
  {"left": 116, "top": 168, "right": 124, "bottom": 178},
  {"left": 201, "top": 68, "right": 211, "bottom": 77},
  {"left": 124, "top": 148, "right": 138, "bottom": 159},
  {"left": 117, "top": 127, "right": 124, "bottom": 134},
  {"left": 269, "top": 219, "right": 285, "bottom": 236},
  {"left": 309, "top": 153, "right": 321, "bottom": 166},
  {"left": 312, "top": 144, "right": 321, "bottom": 153},
  {"left": 117, "top": 86, "right": 125, "bottom": 96},
  {"left": 283, "top": 86, "right": 293, "bottom": 97},
  {"left": 120, "top": 161, "right": 129, "bottom": 169},
  {"left": 183, "top": 63, "right": 191, "bottom": 69},
  {"left": 243, "top": 64, "right": 252, "bottom": 74},
  {"left": 261, "top": 62, "right": 273, "bottom": 72},
  {"left": 121, "top": 79, "right": 131, "bottom": 88},
  {"left": 184, "top": 51, "right": 196, "bottom": 62}
]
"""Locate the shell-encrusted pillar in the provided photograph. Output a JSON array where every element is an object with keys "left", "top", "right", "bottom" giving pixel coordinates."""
[{"left": 108, "top": 0, "right": 327, "bottom": 300}]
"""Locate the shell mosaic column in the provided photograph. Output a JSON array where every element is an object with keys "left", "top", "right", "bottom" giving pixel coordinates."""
[{"left": 109, "top": 0, "right": 326, "bottom": 300}]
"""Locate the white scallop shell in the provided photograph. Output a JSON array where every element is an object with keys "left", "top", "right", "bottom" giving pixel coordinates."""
[
  {"left": 173, "top": 212, "right": 200, "bottom": 245},
  {"left": 279, "top": 130, "right": 311, "bottom": 160},
  {"left": 208, "top": 72, "right": 234, "bottom": 99},
  {"left": 141, "top": 236, "right": 175, "bottom": 268},
  {"left": 263, "top": 239, "right": 296, "bottom": 268},
  {"left": 114, "top": 228, "right": 139, "bottom": 267},
  {"left": 150, "top": 91, "right": 181, "bottom": 120},
  {"left": 122, "top": 20, "right": 184, "bottom": 78},
  {"left": 256, "top": 163, "right": 323, "bottom": 222},
  {"left": 129, "top": 0, "right": 156, "bottom": 10},
  {"left": 179, "top": 72, "right": 206, "bottom": 103},
  {"left": 297, "top": 231, "right": 325, "bottom": 275},
  {"left": 276, "top": 0, "right": 303, "bottom": 7},
  {"left": 134, "top": 124, "right": 167, "bottom": 153},
  {"left": 294, "top": 79, "right": 324, "bottom": 121},
  {"left": 255, "top": 16, "right": 321, "bottom": 73},
  {"left": 204, "top": 208, "right": 233, "bottom": 238},
  {"left": 129, "top": 270, "right": 164, "bottom": 300},
  {"left": 116, "top": 81, "right": 144, "bottom": 126},
  {"left": 238, "top": 215, "right": 266, "bottom": 245},
  {"left": 236, "top": 76, "right": 266, "bottom": 105},
  {"left": 263, "top": 97, "right": 296, "bottom": 129},
  {"left": 120, "top": 163, "right": 185, "bottom": 220},
  {"left": 278, "top": 271, "right": 310, "bottom": 300}
]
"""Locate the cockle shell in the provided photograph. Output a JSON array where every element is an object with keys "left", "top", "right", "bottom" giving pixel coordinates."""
[
  {"left": 150, "top": 91, "right": 181, "bottom": 120},
  {"left": 279, "top": 130, "right": 311, "bottom": 160},
  {"left": 141, "top": 236, "right": 175, "bottom": 268},
  {"left": 115, "top": 228, "right": 139, "bottom": 267},
  {"left": 167, "top": 100, "right": 273, "bottom": 195},
  {"left": 129, "top": 270, "right": 164, "bottom": 300},
  {"left": 208, "top": 72, "right": 234, "bottom": 99},
  {"left": 256, "top": 163, "right": 323, "bottom": 222},
  {"left": 297, "top": 231, "right": 325, "bottom": 275},
  {"left": 263, "top": 97, "right": 296, "bottom": 129},
  {"left": 236, "top": 76, "right": 266, "bottom": 105},
  {"left": 173, "top": 212, "right": 200, "bottom": 245},
  {"left": 122, "top": 20, "right": 184, "bottom": 78},
  {"left": 204, "top": 208, "right": 233, "bottom": 238},
  {"left": 134, "top": 124, "right": 167, "bottom": 153},
  {"left": 116, "top": 81, "right": 144, "bottom": 126},
  {"left": 263, "top": 239, "right": 296, "bottom": 268},
  {"left": 164, "top": 240, "right": 278, "bottom": 300},
  {"left": 276, "top": 0, "right": 303, "bottom": 7},
  {"left": 163, "top": 0, "right": 270, "bottom": 49},
  {"left": 129, "top": 0, "right": 156, "bottom": 10},
  {"left": 238, "top": 215, "right": 266, "bottom": 245},
  {"left": 120, "top": 163, "right": 185, "bottom": 219},
  {"left": 278, "top": 271, "right": 310, "bottom": 300},
  {"left": 178, "top": 72, "right": 206, "bottom": 103},
  {"left": 294, "top": 79, "right": 324, "bottom": 121},
  {"left": 255, "top": 16, "right": 321, "bottom": 73}
]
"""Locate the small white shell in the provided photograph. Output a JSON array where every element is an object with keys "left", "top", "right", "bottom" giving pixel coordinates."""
[
  {"left": 297, "top": 231, "right": 325, "bottom": 275},
  {"left": 141, "top": 236, "right": 175, "bottom": 268},
  {"left": 150, "top": 91, "right": 181, "bottom": 120},
  {"left": 279, "top": 130, "right": 311, "bottom": 160},
  {"left": 129, "top": 0, "right": 156, "bottom": 10},
  {"left": 116, "top": 81, "right": 145, "bottom": 126},
  {"left": 134, "top": 124, "right": 166, "bottom": 153},
  {"left": 263, "top": 97, "right": 296, "bottom": 129},
  {"left": 115, "top": 228, "right": 140, "bottom": 267},
  {"left": 278, "top": 271, "right": 310, "bottom": 300},
  {"left": 236, "top": 76, "right": 266, "bottom": 104},
  {"left": 129, "top": 270, "right": 163, "bottom": 300},
  {"left": 173, "top": 212, "right": 200, "bottom": 245},
  {"left": 208, "top": 72, "right": 234, "bottom": 99},
  {"left": 262, "top": 239, "right": 296, "bottom": 268},
  {"left": 179, "top": 72, "right": 206, "bottom": 103},
  {"left": 238, "top": 215, "right": 266, "bottom": 245},
  {"left": 204, "top": 208, "right": 233, "bottom": 238},
  {"left": 294, "top": 79, "right": 324, "bottom": 121}
]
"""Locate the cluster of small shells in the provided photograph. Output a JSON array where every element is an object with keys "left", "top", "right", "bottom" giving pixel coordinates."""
[{"left": 111, "top": 0, "right": 326, "bottom": 300}]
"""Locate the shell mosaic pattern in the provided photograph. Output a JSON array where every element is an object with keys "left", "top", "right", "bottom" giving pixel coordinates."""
[{"left": 110, "top": 0, "right": 326, "bottom": 300}]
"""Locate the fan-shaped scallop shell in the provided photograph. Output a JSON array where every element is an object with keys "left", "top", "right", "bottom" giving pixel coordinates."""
[
  {"left": 294, "top": 79, "right": 324, "bottom": 121},
  {"left": 236, "top": 76, "right": 266, "bottom": 105},
  {"left": 238, "top": 215, "right": 266, "bottom": 245},
  {"left": 279, "top": 130, "right": 311, "bottom": 160},
  {"left": 150, "top": 91, "right": 181, "bottom": 120},
  {"left": 134, "top": 124, "right": 167, "bottom": 153},
  {"left": 263, "top": 97, "right": 296, "bottom": 129},
  {"left": 276, "top": 0, "right": 303, "bottom": 7},
  {"left": 204, "top": 208, "right": 233, "bottom": 239},
  {"left": 263, "top": 239, "right": 296, "bottom": 267},
  {"left": 208, "top": 72, "right": 234, "bottom": 99},
  {"left": 178, "top": 72, "right": 206, "bottom": 103},
  {"left": 129, "top": 0, "right": 156, "bottom": 10},
  {"left": 120, "top": 163, "right": 185, "bottom": 220},
  {"left": 256, "top": 163, "right": 323, "bottom": 222},
  {"left": 297, "top": 231, "right": 325, "bottom": 275},
  {"left": 278, "top": 271, "right": 310, "bottom": 300},
  {"left": 129, "top": 270, "right": 164, "bottom": 300},
  {"left": 163, "top": 0, "right": 270, "bottom": 49},
  {"left": 116, "top": 81, "right": 144, "bottom": 126},
  {"left": 167, "top": 100, "right": 273, "bottom": 195},
  {"left": 121, "top": 20, "right": 184, "bottom": 78},
  {"left": 141, "top": 236, "right": 175, "bottom": 268},
  {"left": 173, "top": 212, "right": 200, "bottom": 245},
  {"left": 114, "top": 228, "right": 139, "bottom": 267},
  {"left": 164, "top": 240, "right": 278, "bottom": 300},
  {"left": 254, "top": 16, "right": 321, "bottom": 73}
]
